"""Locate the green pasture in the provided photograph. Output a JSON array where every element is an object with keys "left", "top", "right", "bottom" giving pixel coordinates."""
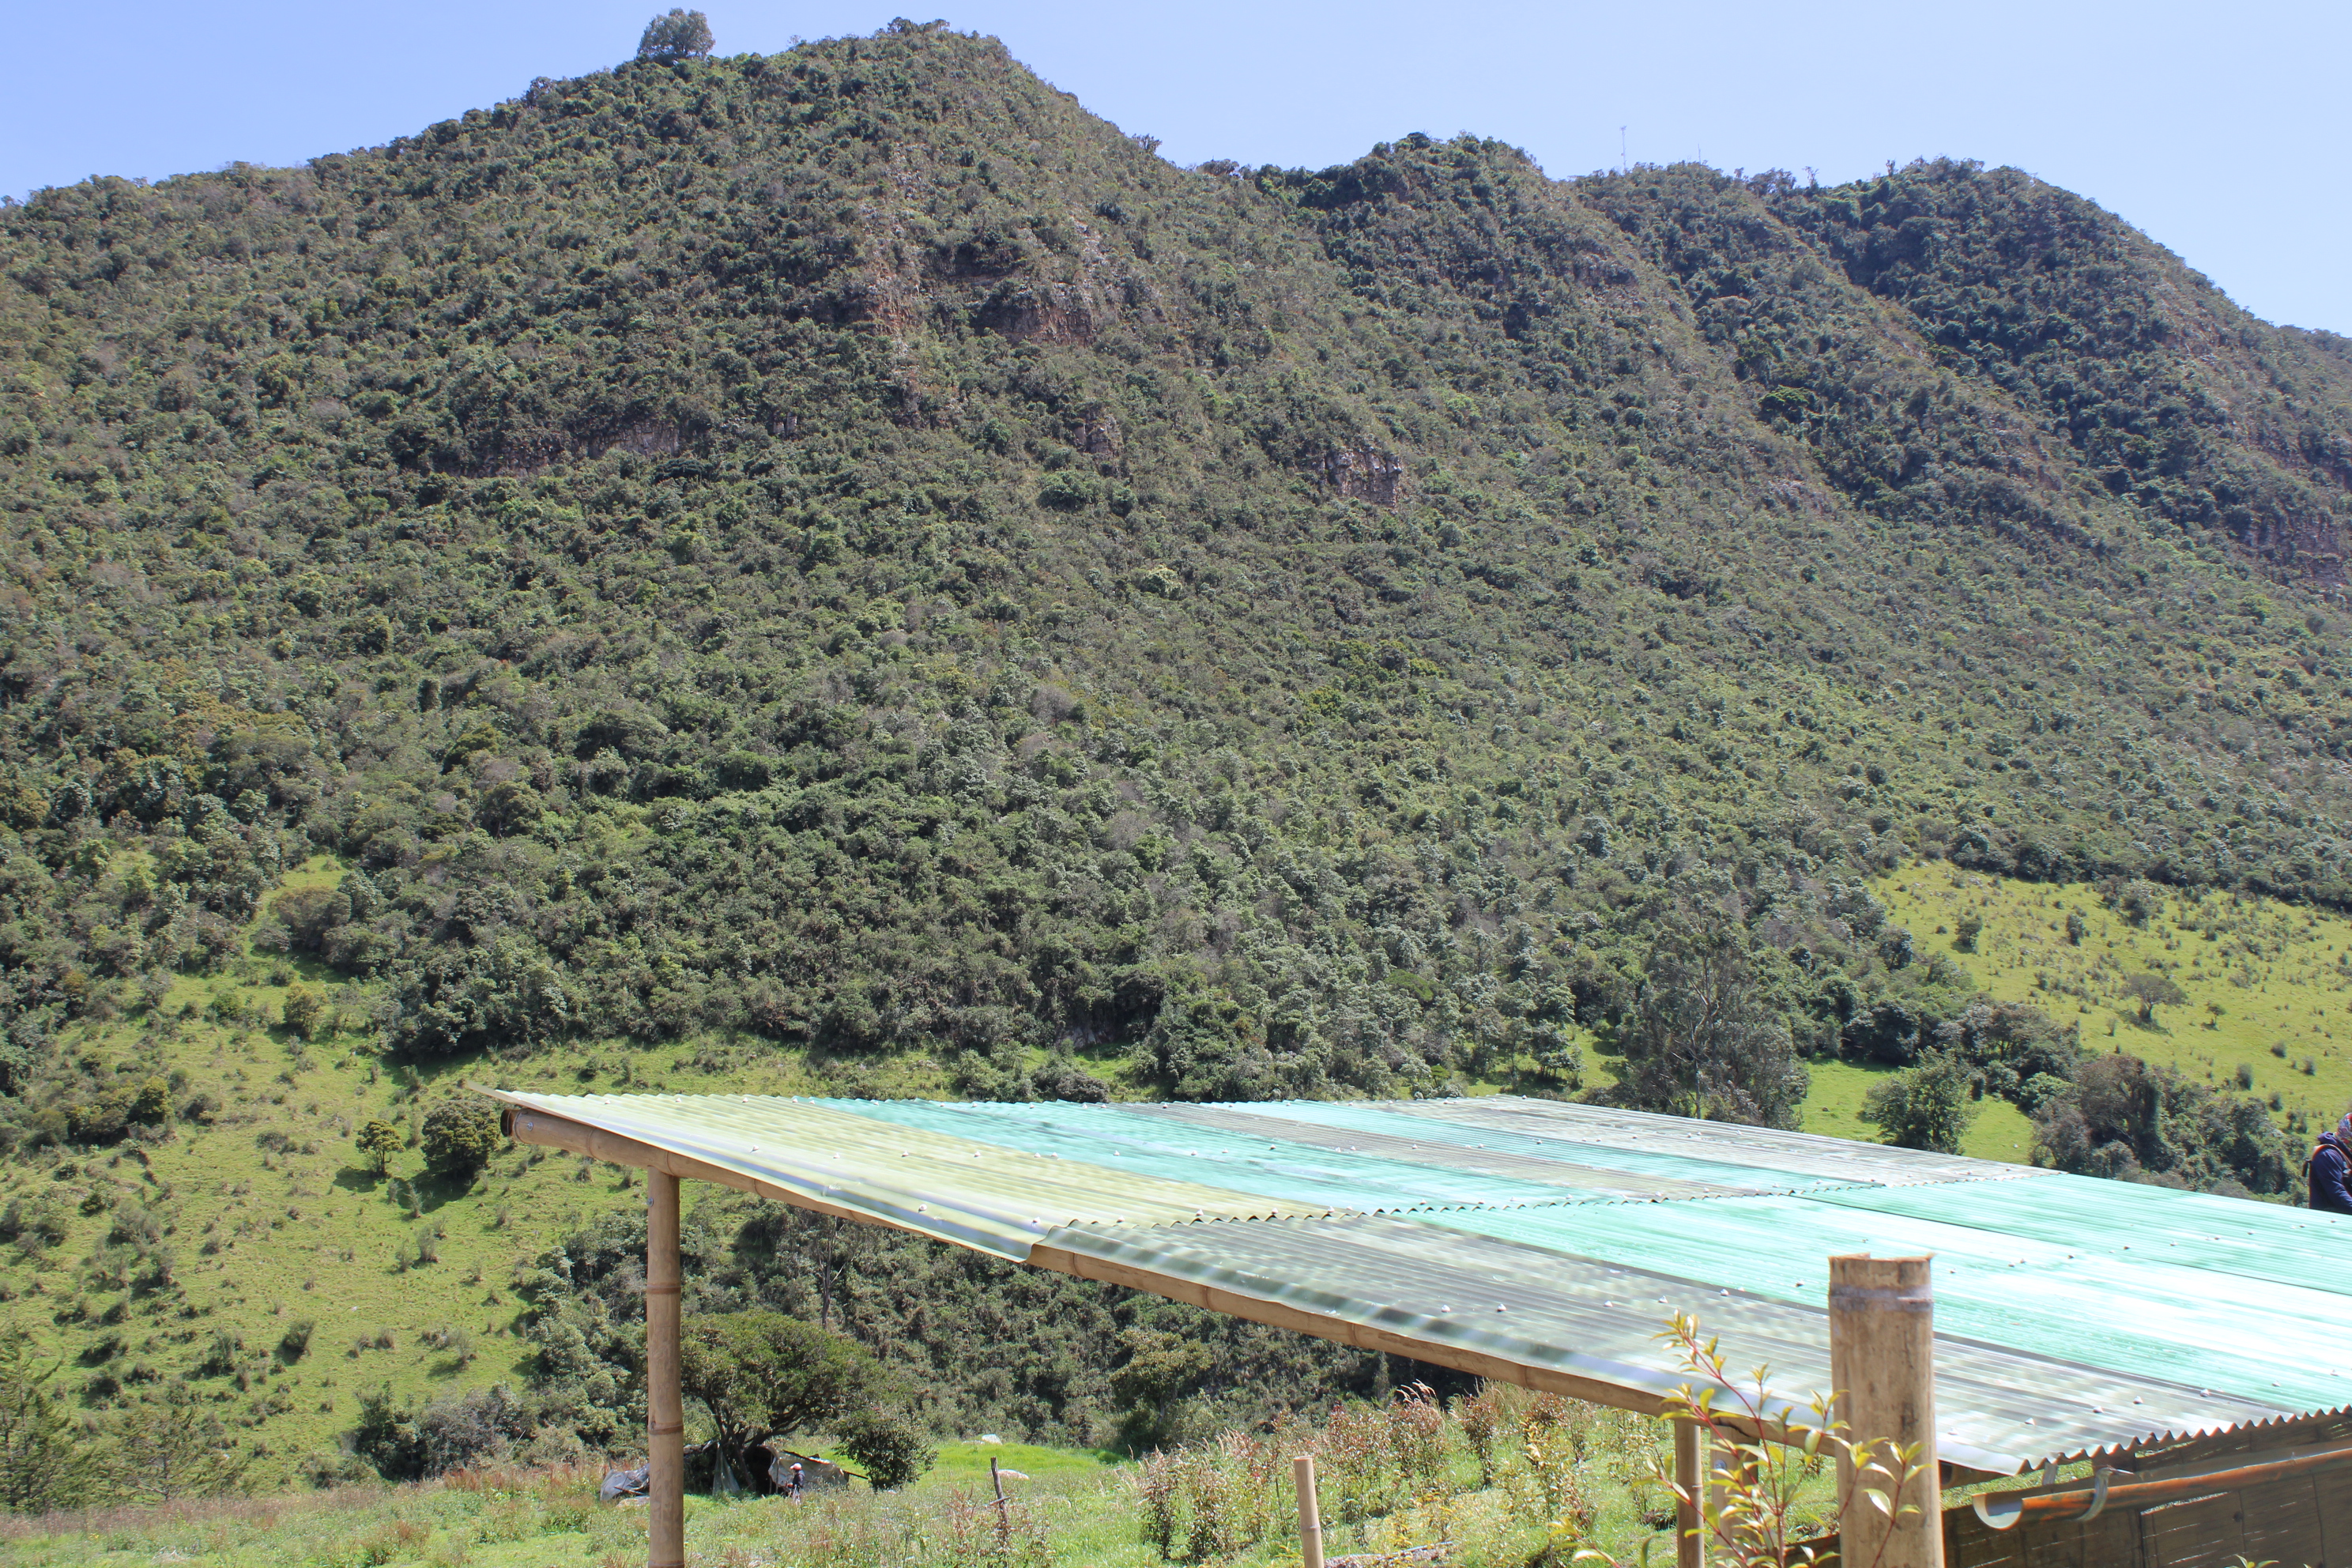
[
  {"left": 1876, "top": 869, "right": 2352, "bottom": 1130},
  {"left": 1800, "top": 1057, "right": 2036, "bottom": 1164}
]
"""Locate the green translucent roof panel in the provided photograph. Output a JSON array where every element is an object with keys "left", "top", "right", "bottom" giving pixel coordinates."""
[
  {"left": 836, "top": 1098, "right": 1753, "bottom": 1208},
  {"left": 1042, "top": 1213, "right": 2283, "bottom": 1474},
  {"left": 485, "top": 1089, "right": 2350, "bottom": 1475}
]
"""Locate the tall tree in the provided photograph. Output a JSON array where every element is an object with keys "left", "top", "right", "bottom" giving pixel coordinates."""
[
  {"left": 1611, "top": 923, "right": 1808, "bottom": 1129},
  {"left": 678, "top": 1311, "right": 932, "bottom": 1487},
  {"left": 115, "top": 1389, "right": 251, "bottom": 1502},
  {"left": 0, "top": 1332, "right": 106, "bottom": 1513},
  {"left": 636, "top": 9, "right": 713, "bottom": 61}
]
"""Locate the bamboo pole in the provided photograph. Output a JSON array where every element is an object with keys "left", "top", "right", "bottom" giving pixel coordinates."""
[
  {"left": 1827, "top": 1254, "right": 1942, "bottom": 1568},
  {"left": 1293, "top": 1454, "right": 1325, "bottom": 1568},
  {"left": 1673, "top": 1418, "right": 1703, "bottom": 1568},
  {"left": 647, "top": 1170, "right": 684, "bottom": 1568},
  {"left": 1710, "top": 1434, "right": 1745, "bottom": 1565}
]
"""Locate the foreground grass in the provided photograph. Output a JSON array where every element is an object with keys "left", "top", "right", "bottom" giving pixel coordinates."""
[{"left": 0, "top": 1432, "right": 1687, "bottom": 1568}]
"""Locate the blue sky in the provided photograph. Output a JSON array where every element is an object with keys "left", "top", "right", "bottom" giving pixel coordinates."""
[{"left": 8, "top": 1, "right": 2346, "bottom": 333}]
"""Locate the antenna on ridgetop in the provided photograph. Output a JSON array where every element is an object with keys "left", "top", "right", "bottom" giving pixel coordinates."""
[{"left": 1620, "top": 126, "right": 1627, "bottom": 172}]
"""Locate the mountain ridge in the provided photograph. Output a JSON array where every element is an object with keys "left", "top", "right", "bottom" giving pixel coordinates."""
[{"left": 2, "top": 20, "right": 2350, "bottom": 1102}]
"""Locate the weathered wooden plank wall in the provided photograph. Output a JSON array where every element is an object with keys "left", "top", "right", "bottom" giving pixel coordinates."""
[{"left": 1841, "top": 1415, "right": 2352, "bottom": 1568}]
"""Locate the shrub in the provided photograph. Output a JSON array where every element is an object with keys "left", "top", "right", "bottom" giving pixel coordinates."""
[
  {"left": 1841, "top": 998, "right": 1924, "bottom": 1067},
  {"left": 420, "top": 1098, "right": 500, "bottom": 1180},
  {"left": 0, "top": 1195, "right": 69, "bottom": 1251},
  {"left": 829, "top": 1406, "right": 933, "bottom": 1490},
  {"left": 352, "top": 1385, "right": 537, "bottom": 1480},
  {"left": 1863, "top": 1053, "right": 1977, "bottom": 1153},
  {"left": 195, "top": 1329, "right": 240, "bottom": 1377},
  {"left": 283, "top": 984, "right": 325, "bottom": 1039},
  {"left": 2031, "top": 1054, "right": 2299, "bottom": 1193},
  {"left": 2013, "top": 1071, "right": 2073, "bottom": 1117},
  {"left": 1135, "top": 1386, "right": 1460, "bottom": 1563}
]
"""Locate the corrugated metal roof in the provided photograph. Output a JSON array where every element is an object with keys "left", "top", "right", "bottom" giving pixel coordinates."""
[{"left": 484, "top": 1089, "right": 2351, "bottom": 1476}]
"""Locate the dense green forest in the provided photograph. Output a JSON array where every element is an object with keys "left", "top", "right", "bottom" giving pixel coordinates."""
[{"left": 4, "top": 17, "right": 2352, "bottom": 1491}]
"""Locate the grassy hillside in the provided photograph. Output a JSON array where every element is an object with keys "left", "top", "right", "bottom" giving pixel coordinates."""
[
  {"left": 1879, "top": 869, "right": 2352, "bottom": 1127},
  {"left": 1799, "top": 1056, "right": 2037, "bottom": 1162},
  {"left": 0, "top": 889, "right": 678, "bottom": 1488}
]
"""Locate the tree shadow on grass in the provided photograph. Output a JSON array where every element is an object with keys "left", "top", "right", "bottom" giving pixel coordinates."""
[{"left": 412, "top": 1170, "right": 480, "bottom": 1213}]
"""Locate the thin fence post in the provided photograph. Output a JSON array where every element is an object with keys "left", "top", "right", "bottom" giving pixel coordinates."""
[
  {"left": 1674, "top": 1416, "right": 1704, "bottom": 1568},
  {"left": 1828, "top": 1253, "right": 1943, "bottom": 1568},
  {"left": 1293, "top": 1453, "right": 1325, "bottom": 1568},
  {"left": 646, "top": 1170, "right": 684, "bottom": 1568}
]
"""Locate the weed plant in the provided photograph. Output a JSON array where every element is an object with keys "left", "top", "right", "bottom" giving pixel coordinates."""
[{"left": 1136, "top": 1381, "right": 1686, "bottom": 1566}]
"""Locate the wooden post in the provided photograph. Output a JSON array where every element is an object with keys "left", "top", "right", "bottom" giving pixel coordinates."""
[
  {"left": 1828, "top": 1254, "right": 1942, "bottom": 1568},
  {"left": 1673, "top": 1417, "right": 1704, "bottom": 1568},
  {"left": 647, "top": 1170, "right": 684, "bottom": 1568},
  {"left": 1713, "top": 1434, "right": 1745, "bottom": 1561},
  {"left": 1293, "top": 1453, "right": 1325, "bottom": 1568}
]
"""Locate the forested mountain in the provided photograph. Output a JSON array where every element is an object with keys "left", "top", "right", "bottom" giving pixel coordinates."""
[{"left": 5, "top": 19, "right": 2352, "bottom": 1126}]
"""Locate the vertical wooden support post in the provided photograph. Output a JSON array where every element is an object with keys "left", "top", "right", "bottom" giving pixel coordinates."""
[
  {"left": 1293, "top": 1454, "right": 1325, "bottom": 1568},
  {"left": 647, "top": 1170, "right": 684, "bottom": 1568},
  {"left": 1711, "top": 1435, "right": 1745, "bottom": 1562},
  {"left": 1672, "top": 1417, "right": 1704, "bottom": 1568},
  {"left": 1828, "top": 1254, "right": 1943, "bottom": 1568}
]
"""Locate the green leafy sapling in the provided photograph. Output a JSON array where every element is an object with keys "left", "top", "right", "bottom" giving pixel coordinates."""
[{"left": 1575, "top": 1314, "right": 1927, "bottom": 1568}]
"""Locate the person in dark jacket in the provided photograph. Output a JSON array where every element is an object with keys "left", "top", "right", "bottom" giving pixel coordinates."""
[{"left": 2311, "top": 1112, "right": 2352, "bottom": 1213}]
